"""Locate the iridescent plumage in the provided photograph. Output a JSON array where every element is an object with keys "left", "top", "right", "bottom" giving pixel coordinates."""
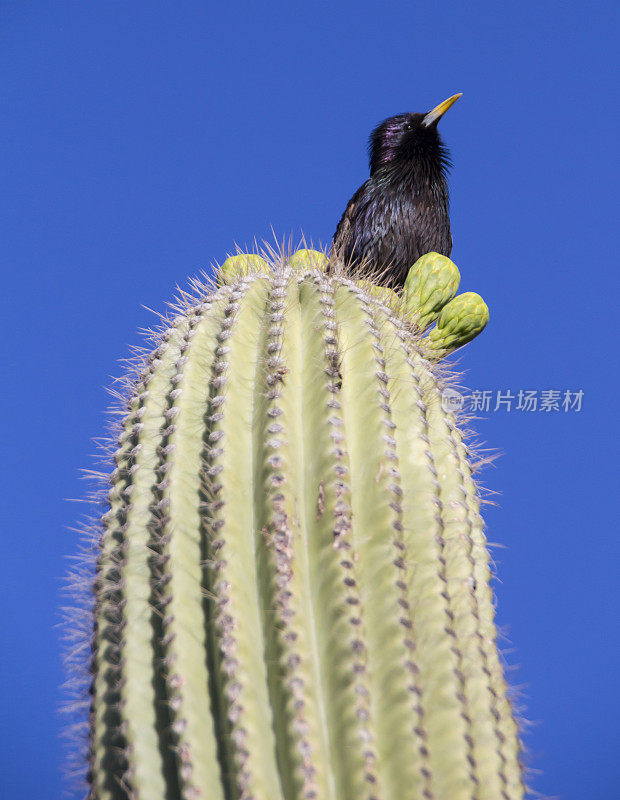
[{"left": 332, "top": 94, "right": 461, "bottom": 288}]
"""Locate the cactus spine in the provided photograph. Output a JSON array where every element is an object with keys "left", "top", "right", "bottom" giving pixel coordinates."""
[{"left": 86, "top": 250, "right": 522, "bottom": 800}]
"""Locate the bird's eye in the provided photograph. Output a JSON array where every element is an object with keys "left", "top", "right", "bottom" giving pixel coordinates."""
[{"left": 403, "top": 122, "right": 413, "bottom": 131}]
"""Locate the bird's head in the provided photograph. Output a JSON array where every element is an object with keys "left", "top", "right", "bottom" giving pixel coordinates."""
[{"left": 368, "top": 93, "right": 461, "bottom": 176}]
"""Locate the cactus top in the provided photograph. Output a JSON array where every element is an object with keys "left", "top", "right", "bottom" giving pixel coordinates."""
[{"left": 75, "top": 250, "right": 522, "bottom": 800}]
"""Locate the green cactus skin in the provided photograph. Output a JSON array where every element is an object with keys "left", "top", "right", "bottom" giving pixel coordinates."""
[
  {"left": 86, "top": 251, "right": 522, "bottom": 800},
  {"left": 403, "top": 252, "right": 461, "bottom": 330},
  {"left": 355, "top": 278, "right": 400, "bottom": 308},
  {"left": 427, "top": 292, "right": 490, "bottom": 354}
]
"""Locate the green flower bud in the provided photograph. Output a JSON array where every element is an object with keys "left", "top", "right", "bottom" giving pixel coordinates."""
[
  {"left": 218, "top": 254, "right": 270, "bottom": 285},
  {"left": 288, "top": 249, "right": 330, "bottom": 271},
  {"left": 427, "top": 291, "right": 489, "bottom": 353},
  {"left": 403, "top": 252, "right": 460, "bottom": 329}
]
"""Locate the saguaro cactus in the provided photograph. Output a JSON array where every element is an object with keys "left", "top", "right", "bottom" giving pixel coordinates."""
[{"left": 85, "top": 249, "right": 523, "bottom": 800}]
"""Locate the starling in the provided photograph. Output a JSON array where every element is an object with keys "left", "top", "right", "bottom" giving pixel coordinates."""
[{"left": 332, "top": 93, "right": 462, "bottom": 288}]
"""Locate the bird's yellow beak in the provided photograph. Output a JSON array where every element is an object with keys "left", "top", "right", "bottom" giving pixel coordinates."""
[{"left": 422, "top": 93, "right": 462, "bottom": 127}]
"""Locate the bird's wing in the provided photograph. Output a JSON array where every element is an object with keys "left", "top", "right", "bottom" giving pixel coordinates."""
[
  {"left": 333, "top": 184, "right": 364, "bottom": 257},
  {"left": 333, "top": 180, "right": 383, "bottom": 260},
  {"left": 350, "top": 182, "right": 398, "bottom": 261}
]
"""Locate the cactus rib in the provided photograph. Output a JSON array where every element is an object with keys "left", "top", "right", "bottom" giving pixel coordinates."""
[
  {"left": 202, "top": 277, "right": 283, "bottom": 799},
  {"left": 335, "top": 283, "right": 435, "bottom": 800},
  {"left": 380, "top": 309, "right": 479, "bottom": 800},
  {"left": 422, "top": 371, "right": 511, "bottom": 799},
  {"left": 430, "top": 403, "right": 523, "bottom": 797},
  {"left": 254, "top": 270, "right": 330, "bottom": 800},
  {"left": 155, "top": 296, "right": 231, "bottom": 799},
  {"left": 90, "top": 325, "right": 190, "bottom": 799},
  {"left": 118, "top": 318, "right": 193, "bottom": 799},
  {"left": 311, "top": 275, "right": 382, "bottom": 799}
]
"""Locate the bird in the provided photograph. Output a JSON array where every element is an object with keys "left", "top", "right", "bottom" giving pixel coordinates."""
[{"left": 331, "top": 93, "right": 462, "bottom": 288}]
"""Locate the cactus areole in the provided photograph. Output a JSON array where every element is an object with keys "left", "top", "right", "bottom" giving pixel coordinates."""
[{"left": 84, "top": 249, "right": 523, "bottom": 800}]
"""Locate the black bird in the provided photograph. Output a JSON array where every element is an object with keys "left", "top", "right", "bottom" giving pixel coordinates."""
[{"left": 332, "top": 93, "right": 461, "bottom": 288}]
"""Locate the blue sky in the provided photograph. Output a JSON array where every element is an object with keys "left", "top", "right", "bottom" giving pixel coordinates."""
[{"left": 2, "top": 2, "right": 618, "bottom": 798}]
